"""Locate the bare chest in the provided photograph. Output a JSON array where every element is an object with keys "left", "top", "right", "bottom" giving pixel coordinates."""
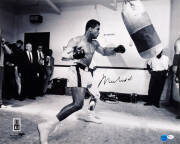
[{"left": 77, "top": 40, "right": 96, "bottom": 55}]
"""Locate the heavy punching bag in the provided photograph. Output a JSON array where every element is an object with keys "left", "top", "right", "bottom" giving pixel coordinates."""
[{"left": 122, "top": 0, "right": 162, "bottom": 59}]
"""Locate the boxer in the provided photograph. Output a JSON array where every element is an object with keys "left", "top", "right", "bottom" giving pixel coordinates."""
[{"left": 37, "top": 19, "right": 125, "bottom": 144}]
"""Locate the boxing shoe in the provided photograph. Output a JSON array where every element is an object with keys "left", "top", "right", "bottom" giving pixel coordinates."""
[
  {"left": 87, "top": 110, "right": 102, "bottom": 124},
  {"left": 0, "top": 104, "right": 7, "bottom": 108}
]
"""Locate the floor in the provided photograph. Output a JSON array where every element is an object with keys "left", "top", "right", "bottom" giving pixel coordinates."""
[{"left": 0, "top": 94, "right": 180, "bottom": 144}]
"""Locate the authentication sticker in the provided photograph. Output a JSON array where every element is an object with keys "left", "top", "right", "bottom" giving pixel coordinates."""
[{"left": 13, "top": 118, "right": 21, "bottom": 132}]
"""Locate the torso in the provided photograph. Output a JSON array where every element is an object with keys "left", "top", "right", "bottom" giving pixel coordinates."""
[
  {"left": 74, "top": 36, "right": 98, "bottom": 66},
  {"left": 149, "top": 55, "right": 169, "bottom": 71}
]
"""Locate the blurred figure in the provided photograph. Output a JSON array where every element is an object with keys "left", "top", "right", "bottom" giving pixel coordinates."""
[
  {"left": 42, "top": 49, "right": 54, "bottom": 94},
  {"left": 34, "top": 45, "right": 45, "bottom": 96},
  {"left": 173, "top": 37, "right": 180, "bottom": 119},
  {"left": 3, "top": 41, "right": 17, "bottom": 100},
  {"left": 0, "top": 33, "right": 12, "bottom": 108},
  {"left": 10, "top": 40, "right": 24, "bottom": 100}
]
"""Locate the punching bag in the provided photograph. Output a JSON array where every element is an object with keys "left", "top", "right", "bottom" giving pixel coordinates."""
[{"left": 122, "top": 0, "right": 162, "bottom": 59}]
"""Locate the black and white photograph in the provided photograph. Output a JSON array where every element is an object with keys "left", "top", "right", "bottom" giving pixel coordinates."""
[{"left": 0, "top": 0, "right": 180, "bottom": 144}]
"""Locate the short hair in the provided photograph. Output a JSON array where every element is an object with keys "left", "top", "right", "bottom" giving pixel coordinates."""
[
  {"left": 26, "top": 43, "right": 32, "bottom": 47},
  {"left": 16, "top": 40, "right": 23, "bottom": 45},
  {"left": 46, "top": 49, "right": 53, "bottom": 56},
  {"left": 85, "top": 19, "right": 100, "bottom": 32},
  {"left": 38, "top": 45, "right": 43, "bottom": 49}
]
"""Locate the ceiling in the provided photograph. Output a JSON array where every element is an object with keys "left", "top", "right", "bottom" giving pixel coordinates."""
[{"left": 0, "top": 0, "right": 151, "bottom": 14}]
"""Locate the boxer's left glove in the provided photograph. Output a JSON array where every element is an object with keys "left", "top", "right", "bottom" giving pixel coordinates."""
[
  {"left": 73, "top": 46, "right": 85, "bottom": 59},
  {"left": 114, "top": 45, "right": 126, "bottom": 53}
]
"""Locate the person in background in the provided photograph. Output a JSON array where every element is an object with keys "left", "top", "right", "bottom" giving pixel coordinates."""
[
  {"left": 173, "top": 37, "right": 180, "bottom": 119},
  {"left": 34, "top": 45, "right": 45, "bottom": 96},
  {"left": 10, "top": 40, "right": 24, "bottom": 100},
  {"left": 144, "top": 50, "right": 169, "bottom": 108},
  {"left": 21, "top": 43, "right": 36, "bottom": 100},
  {"left": 0, "top": 32, "right": 12, "bottom": 108},
  {"left": 3, "top": 40, "right": 17, "bottom": 100},
  {"left": 42, "top": 49, "right": 54, "bottom": 94}
]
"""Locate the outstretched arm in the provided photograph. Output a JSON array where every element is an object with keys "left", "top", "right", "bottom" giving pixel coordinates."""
[{"left": 95, "top": 41, "right": 125, "bottom": 56}]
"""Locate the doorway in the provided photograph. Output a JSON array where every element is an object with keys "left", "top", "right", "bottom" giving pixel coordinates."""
[{"left": 24, "top": 32, "right": 50, "bottom": 54}]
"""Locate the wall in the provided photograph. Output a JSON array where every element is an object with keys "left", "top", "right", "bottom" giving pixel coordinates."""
[
  {"left": 14, "top": 0, "right": 170, "bottom": 95},
  {"left": 0, "top": 6, "right": 16, "bottom": 42}
]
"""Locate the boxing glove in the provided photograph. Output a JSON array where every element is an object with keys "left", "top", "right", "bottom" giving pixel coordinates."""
[
  {"left": 73, "top": 46, "right": 85, "bottom": 59},
  {"left": 114, "top": 45, "right": 126, "bottom": 53}
]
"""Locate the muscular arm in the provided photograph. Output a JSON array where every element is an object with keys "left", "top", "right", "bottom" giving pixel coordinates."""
[
  {"left": 95, "top": 41, "right": 125, "bottom": 56},
  {"left": 61, "top": 38, "right": 76, "bottom": 61},
  {"left": 2, "top": 43, "right": 12, "bottom": 55},
  {"left": 95, "top": 41, "right": 116, "bottom": 56}
]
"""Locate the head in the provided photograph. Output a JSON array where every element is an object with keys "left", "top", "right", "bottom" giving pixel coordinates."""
[
  {"left": 16, "top": 40, "right": 23, "bottom": 49},
  {"left": 47, "top": 49, "right": 53, "bottom": 56},
  {"left": 37, "top": 45, "right": 43, "bottom": 51},
  {"left": 85, "top": 19, "right": 100, "bottom": 39},
  {"left": 25, "top": 43, "right": 32, "bottom": 52},
  {"left": 1, "top": 38, "right": 5, "bottom": 45}
]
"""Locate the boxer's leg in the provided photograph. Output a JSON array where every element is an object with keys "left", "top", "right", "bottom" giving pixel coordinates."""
[
  {"left": 86, "top": 86, "right": 102, "bottom": 124},
  {"left": 56, "top": 87, "right": 85, "bottom": 121},
  {"left": 38, "top": 87, "right": 86, "bottom": 144}
]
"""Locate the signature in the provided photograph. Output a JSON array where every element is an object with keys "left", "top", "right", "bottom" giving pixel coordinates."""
[{"left": 98, "top": 74, "right": 133, "bottom": 87}]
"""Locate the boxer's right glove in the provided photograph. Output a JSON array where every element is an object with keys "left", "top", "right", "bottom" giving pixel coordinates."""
[
  {"left": 73, "top": 46, "right": 85, "bottom": 59},
  {"left": 114, "top": 45, "right": 126, "bottom": 53}
]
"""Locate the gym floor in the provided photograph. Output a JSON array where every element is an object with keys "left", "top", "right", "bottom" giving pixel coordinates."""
[{"left": 0, "top": 94, "right": 180, "bottom": 144}]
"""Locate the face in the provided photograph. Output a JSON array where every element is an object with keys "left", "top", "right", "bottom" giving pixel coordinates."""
[
  {"left": 16, "top": 42, "right": 23, "bottom": 48},
  {"left": 38, "top": 45, "right": 43, "bottom": 51},
  {"left": 1, "top": 38, "right": 5, "bottom": 44},
  {"left": 26, "top": 43, "right": 32, "bottom": 51},
  {"left": 90, "top": 25, "right": 100, "bottom": 39}
]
